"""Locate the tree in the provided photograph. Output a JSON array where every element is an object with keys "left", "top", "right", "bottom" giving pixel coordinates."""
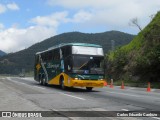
[{"left": 129, "top": 17, "right": 142, "bottom": 31}]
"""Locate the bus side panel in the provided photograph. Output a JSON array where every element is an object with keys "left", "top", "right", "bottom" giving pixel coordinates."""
[
  {"left": 48, "top": 73, "right": 71, "bottom": 86},
  {"left": 47, "top": 72, "right": 105, "bottom": 88},
  {"left": 48, "top": 73, "right": 61, "bottom": 85}
]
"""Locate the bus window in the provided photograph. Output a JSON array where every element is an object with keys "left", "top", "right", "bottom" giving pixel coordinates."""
[
  {"left": 41, "top": 53, "right": 45, "bottom": 61},
  {"left": 53, "top": 49, "right": 60, "bottom": 60},
  {"left": 72, "top": 56, "right": 104, "bottom": 74},
  {"left": 64, "top": 56, "right": 72, "bottom": 72},
  {"left": 48, "top": 51, "right": 54, "bottom": 61}
]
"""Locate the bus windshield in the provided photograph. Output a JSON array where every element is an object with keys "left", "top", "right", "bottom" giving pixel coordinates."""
[{"left": 72, "top": 55, "right": 104, "bottom": 75}]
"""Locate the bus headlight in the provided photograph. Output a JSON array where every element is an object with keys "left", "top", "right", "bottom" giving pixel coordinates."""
[
  {"left": 74, "top": 78, "right": 81, "bottom": 80},
  {"left": 98, "top": 79, "right": 103, "bottom": 81}
]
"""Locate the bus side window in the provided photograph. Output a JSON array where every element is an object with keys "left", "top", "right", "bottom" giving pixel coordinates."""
[
  {"left": 54, "top": 49, "right": 60, "bottom": 60},
  {"left": 48, "top": 51, "right": 53, "bottom": 61},
  {"left": 41, "top": 53, "right": 45, "bottom": 61},
  {"left": 64, "top": 56, "right": 72, "bottom": 72}
]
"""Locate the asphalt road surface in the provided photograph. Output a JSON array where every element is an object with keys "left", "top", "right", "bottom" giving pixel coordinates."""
[{"left": 0, "top": 77, "right": 160, "bottom": 120}]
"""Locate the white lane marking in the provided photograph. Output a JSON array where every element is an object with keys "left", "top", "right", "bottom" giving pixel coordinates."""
[
  {"left": 6, "top": 77, "right": 12, "bottom": 80},
  {"left": 21, "top": 77, "right": 34, "bottom": 81},
  {"left": 52, "top": 108, "right": 59, "bottom": 111},
  {"left": 121, "top": 109, "right": 129, "bottom": 111},
  {"left": 128, "top": 87, "right": 136, "bottom": 90},
  {"left": 20, "top": 83, "right": 26, "bottom": 85},
  {"left": 105, "top": 91, "right": 140, "bottom": 97},
  {"left": 61, "top": 93, "right": 85, "bottom": 100},
  {"left": 152, "top": 117, "right": 160, "bottom": 120},
  {"left": 33, "top": 86, "right": 46, "bottom": 89}
]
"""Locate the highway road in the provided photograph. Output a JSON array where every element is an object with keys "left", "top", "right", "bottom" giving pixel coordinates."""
[{"left": 0, "top": 77, "right": 160, "bottom": 120}]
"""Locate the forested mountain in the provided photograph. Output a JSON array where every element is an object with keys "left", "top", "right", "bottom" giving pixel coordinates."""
[
  {"left": 0, "top": 31, "right": 134, "bottom": 74},
  {"left": 0, "top": 50, "right": 6, "bottom": 57},
  {"left": 107, "top": 12, "right": 160, "bottom": 82}
]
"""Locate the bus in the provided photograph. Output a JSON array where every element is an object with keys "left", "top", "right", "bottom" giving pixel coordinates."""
[{"left": 34, "top": 43, "right": 105, "bottom": 91}]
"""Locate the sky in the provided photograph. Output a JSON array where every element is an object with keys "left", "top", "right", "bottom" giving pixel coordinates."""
[{"left": 0, "top": 0, "right": 160, "bottom": 53}]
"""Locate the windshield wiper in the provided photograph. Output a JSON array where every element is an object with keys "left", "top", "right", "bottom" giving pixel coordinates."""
[{"left": 78, "top": 60, "right": 90, "bottom": 69}]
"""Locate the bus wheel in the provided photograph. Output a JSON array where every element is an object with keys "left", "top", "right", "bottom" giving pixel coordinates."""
[
  {"left": 39, "top": 78, "right": 43, "bottom": 85},
  {"left": 86, "top": 87, "right": 93, "bottom": 91},
  {"left": 42, "top": 77, "right": 48, "bottom": 86},
  {"left": 38, "top": 75, "right": 42, "bottom": 85},
  {"left": 60, "top": 77, "right": 66, "bottom": 90}
]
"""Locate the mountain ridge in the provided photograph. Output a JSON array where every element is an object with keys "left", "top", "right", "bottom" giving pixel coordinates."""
[
  {"left": 0, "top": 30, "right": 134, "bottom": 74},
  {"left": 0, "top": 50, "right": 6, "bottom": 57}
]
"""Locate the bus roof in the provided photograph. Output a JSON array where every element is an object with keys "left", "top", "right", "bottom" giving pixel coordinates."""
[
  {"left": 36, "top": 43, "right": 102, "bottom": 55},
  {"left": 49, "top": 43, "right": 102, "bottom": 49}
]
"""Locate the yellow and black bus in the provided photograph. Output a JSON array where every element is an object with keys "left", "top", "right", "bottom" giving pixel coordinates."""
[{"left": 34, "top": 43, "right": 105, "bottom": 91}]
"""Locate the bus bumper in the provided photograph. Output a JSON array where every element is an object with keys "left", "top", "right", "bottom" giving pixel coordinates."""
[{"left": 71, "top": 80, "right": 105, "bottom": 87}]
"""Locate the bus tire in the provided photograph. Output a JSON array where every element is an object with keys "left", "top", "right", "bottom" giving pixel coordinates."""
[
  {"left": 38, "top": 75, "right": 42, "bottom": 85},
  {"left": 60, "top": 77, "right": 66, "bottom": 90},
  {"left": 42, "top": 76, "right": 48, "bottom": 86},
  {"left": 86, "top": 87, "right": 93, "bottom": 91},
  {"left": 39, "top": 76, "right": 43, "bottom": 85}
]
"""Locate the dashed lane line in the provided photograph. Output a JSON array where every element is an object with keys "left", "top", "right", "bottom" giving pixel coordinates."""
[
  {"left": 33, "top": 86, "right": 46, "bottom": 89},
  {"left": 121, "top": 109, "right": 129, "bottom": 111},
  {"left": 61, "top": 93, "right": 86, "bottom": 100}
]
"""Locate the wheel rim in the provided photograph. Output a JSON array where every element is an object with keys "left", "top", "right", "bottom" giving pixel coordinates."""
[
  {"left": 62, "top": 80, "right": 64, "bottom": 89},
  {"left": 40, "top": 79, "right": 43, "bottom": 85},
  {"left": 61, "top": 79, "right": 65, "bottom": 89},
  {"left": 43, "top": 78, "right": 45, "bottom": 85}
]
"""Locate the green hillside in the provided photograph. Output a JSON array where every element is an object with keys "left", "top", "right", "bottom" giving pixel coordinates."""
[
  {"left": 0, "top": 31, "right": 134, "bottom": 74},
  {"left": 107, "top": 12, "right": 160, "bottom": 82}
]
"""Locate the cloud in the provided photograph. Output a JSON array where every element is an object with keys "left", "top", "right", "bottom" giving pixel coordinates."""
[
  {"left": 0, "top": 23, "right": 4, "bottom": 30},
  {"left": 30, "top": 11, "right": 69, "bottom": 27},
  {"left": 0, "top": 11, "right": 70, "bottom": 53},
  {"left": 0, "top": 10, "right": 95, "bottom": 53},
  {"left": 47, "top": 0, "right": 160, "bottom": 32},
  {"left": 71, "top": 10, "right": 93, "bottom": 23},
  {"left": 7, "top": 3, "right": 20, "bottom": 10},
  {"left": 0, "top": 26, "right": 56, "bottom": 53},
  {"left": 2, "top": 0, "right": 160, "bottom": 53},
  {"left": 0, "top": 4, "right": 7, "bottom": 14},
  {"left": 47, "top": 0, "right": 160, "bottom": 10},
  {"left": 47, "top": 0, "right": 121, "bottom": 9},
  {"left": 0, "top": 2, "right": 19, "bottom": 14}
]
